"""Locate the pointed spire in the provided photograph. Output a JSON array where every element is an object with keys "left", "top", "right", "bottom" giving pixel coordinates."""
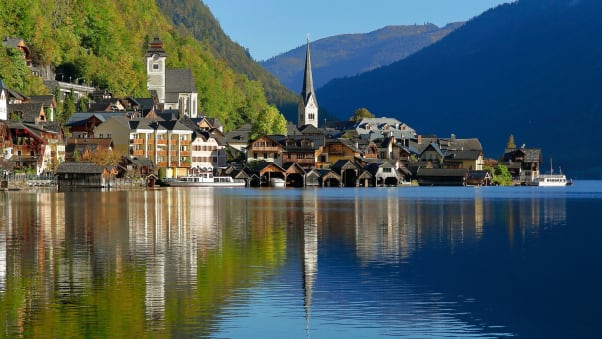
[{"left": 300, "top": 36, "right": 316, "bottom": 106}]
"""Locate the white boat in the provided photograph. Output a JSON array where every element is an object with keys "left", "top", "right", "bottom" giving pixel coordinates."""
[
  {"left": 164, "top": 173, "right": 245, "bottom": 187},
  {"left": 269, "top": 177, "right": 285, "bottom": 187},
  {"left": 532, "top": 174, "right": 569, "bottom": 187},
  {"left": 531, "top": 159, "right": 571, "bottom": 187}
]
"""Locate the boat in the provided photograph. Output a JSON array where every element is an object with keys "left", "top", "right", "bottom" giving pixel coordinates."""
[
  {"left": 531, "top": 159, "right": 571, "bottom": 187},
  {"left": 269, "top": 177, "right": 285, "bottom": 187},
  {"left": 163, "top": 173, "right": 245, "bottom": 187}
]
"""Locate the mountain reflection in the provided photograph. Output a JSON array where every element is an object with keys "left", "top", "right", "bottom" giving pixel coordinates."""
[{"left": 0, "top": 188, "right": 570, "bottom": 338}]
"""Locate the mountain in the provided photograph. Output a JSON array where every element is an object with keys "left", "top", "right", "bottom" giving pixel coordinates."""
[
  {"left": 261, "top": 23, "right": 462, "bottom": 93},
  {"left": 317, "top": 0, "right": 602, "bottom": 178},
  {"left": 0, "top": 0, "right": 286, "bottom": 133},
  {"left": 157, "top": 0, "right": 299, "bottom": 121}
]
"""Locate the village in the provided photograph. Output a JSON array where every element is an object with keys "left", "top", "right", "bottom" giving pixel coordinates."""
[{"left": 0, "top": 36, "right": 544, "bottom": 189}]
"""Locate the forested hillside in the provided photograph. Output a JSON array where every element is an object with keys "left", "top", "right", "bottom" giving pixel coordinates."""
[
  {"left": 0, "top": 0, "right": 285, "bottom": 133},
  {"left": 157, "top": 0, "right": 299, "bottom": 120},
  {"left": 262, "top": 23, "right": 462, "bottom": 92},
  {"left": 317, "top": 0, "right": 602, "bottom": 178}
]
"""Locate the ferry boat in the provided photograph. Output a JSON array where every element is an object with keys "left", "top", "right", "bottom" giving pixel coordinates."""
[
  {"left": 532, "top": 174, "right": 570, "bottom": 187},
  {"left": 163, "top": 173, "right": 245, "bottom": 187},
  {"left": 531, "top": 159, "right": 572, "bottom": 187}
]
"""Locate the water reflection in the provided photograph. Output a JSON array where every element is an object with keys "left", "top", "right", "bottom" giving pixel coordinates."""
[{"left": 0, "top": 186, "right": 580, "bottom": 338}]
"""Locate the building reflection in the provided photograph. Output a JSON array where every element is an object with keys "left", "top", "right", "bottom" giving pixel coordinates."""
[{"left": 0, "top": 188, "right": 570, "bottom": 337}]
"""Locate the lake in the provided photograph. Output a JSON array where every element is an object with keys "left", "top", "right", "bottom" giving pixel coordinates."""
[{"left": 0, "top": 181, "right": 601, "bottom": 338}]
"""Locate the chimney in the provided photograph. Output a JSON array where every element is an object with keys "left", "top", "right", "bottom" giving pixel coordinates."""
[{"left": 417, "top": 135, "right": 422, "bottom": 145}]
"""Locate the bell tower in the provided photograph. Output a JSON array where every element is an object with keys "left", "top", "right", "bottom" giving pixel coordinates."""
[{"left": 145, "top": 36, "right": 167, "bottom": 103}]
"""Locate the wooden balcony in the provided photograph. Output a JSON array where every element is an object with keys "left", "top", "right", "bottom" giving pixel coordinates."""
[
  {"left": 250, "top": 146, "right": 281, "bottom": 152},
  {"left": 130, "top": 150, "right": 144, "bottom": 156},
  {"left": 130, "top": 138, "right": 144, "bottom": 145},
  {"left": 157, "top": 139, "right": 168, "bottom": 145}
]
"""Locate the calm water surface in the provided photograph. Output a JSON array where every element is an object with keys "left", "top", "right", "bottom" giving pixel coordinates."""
[{"left": 0, "top": 181, "right": 601, "bottom": 338}]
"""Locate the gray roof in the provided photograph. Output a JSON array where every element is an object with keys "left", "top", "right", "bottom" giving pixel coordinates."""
[
  {"left": 8, "top": 103, "right": 43, "bottom": 122},
  {"left": 166, "top": 69, "right": 197, "bottom": 94},
  {"left": 56, "top": 162, "right": 104, "bottom": 174}
]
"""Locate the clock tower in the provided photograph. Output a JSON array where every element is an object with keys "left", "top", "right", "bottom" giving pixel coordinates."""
[{"left": 145, "top": 36, "right": 167, "bottom": 103}]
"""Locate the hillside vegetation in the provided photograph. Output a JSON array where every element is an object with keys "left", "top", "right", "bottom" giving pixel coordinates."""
[
  {"left": 262, "top": 23, "right": 462, "bottom": 92},
  {"left": 157, "top": 0, "right": 299, "bottom": 120},
  {"left": 0, "top": 0, "right": 285, "bottom": 133},
  {"left": 317, "top": 0, "right": 602, "bottom": 178}
]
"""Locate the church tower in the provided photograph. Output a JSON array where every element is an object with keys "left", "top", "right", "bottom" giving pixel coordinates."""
[
  {"left": 298, "top": 38, "right": 318, "bottom": 128},
  {"left": 145, "top": 36, "right": 167, "bottom": 103}
]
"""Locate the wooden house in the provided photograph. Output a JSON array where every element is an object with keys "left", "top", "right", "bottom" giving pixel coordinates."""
[
  {"left": 467, "top": 170, "right": 492, "bottom": 186},
  {"left": 247, "top": 134, "right": 284, "bottom": 164},
  {"left": 305, "top": 169, "right": 341, "bottom": 187},
  {"left": 332, "top": 159, "right": 362, "bottom": 187},
  {"left": 56, "top": 162, "right": 105, "bottom": 188},
  {"left": 321, "top": 139, "right": 362, "bottom": 167},
  {"left": 502, "top": 147, "right": 542, "bottom": 183}
]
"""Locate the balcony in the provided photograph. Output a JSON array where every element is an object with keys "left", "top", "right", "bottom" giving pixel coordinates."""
[
  {"left": 130, "top": 138, "right": 144, "bottom": 145},
  {"left": 130, "top": 150, "right": 145, "bottom": 156}
]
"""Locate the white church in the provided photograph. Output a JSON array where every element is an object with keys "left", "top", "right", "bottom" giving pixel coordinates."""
[{"left": 145, "top": 37, "right": 198, "bottom": 118}]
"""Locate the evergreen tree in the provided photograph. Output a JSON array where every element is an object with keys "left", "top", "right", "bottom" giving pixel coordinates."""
[{"left": 506, "top": 134, "right": 516, "bottom": 149}]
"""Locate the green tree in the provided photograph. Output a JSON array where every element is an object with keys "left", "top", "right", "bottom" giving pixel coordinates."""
[
  {"left": 491, "top": 164, "right": 513, "bottom": 186},
  {"left": 62, "top": 90, "right": 76, "bottom": 124},
  {"left": 349, "top": 107, "right": 375, "bottom": 122},
  {"left": 506, "top": 134, "right": 516, "bottom": 149}
]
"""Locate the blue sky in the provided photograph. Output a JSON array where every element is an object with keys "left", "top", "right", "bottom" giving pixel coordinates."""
[{"left": 202, "top": 0, "right": 514, "bottom": 61}]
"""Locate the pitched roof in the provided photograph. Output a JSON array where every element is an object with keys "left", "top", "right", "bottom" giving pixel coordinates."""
[
  {"left": 8, "top": 102, "right": 44, "bottom": 122},
  {"left": 166, "top": 69, "right": 197, "bottom": 94},
  {"left": 56, "top": 162, "right": 104, "bottom": 174}
]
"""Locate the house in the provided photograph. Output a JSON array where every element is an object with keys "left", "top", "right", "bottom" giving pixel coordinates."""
[
  {"left": 247, "top": 161, "right": 286, "bottom": 187},
  {"left": 467, "top": 170, "right": 492, "bottom": 186},
  {"left": 94, "top": 116, "right": 194, "bottom": 178},
  {"left": 65, "top": 138, "right": 113, "bottom": 161},
  {"left": 332, "top": 159, "right": 362, "bottom": 187},
  {"left": 354, "top": 117, "right": 416, "bottom": 141},
  {"left": 321, "top": 139, "right": 362, "bottom": 167},
  {"left": 55, "top": 162, "right": 105, "bottom": 188},
  {"left": 502, "top": 147, "right": 542, "bottom": 184},
  {"left": 419, "top": 143, "right": 445, "bottom": 168},
  {"left": 283, "top": 162, "right": 306, "bottom": 187},
  {"left": 0, "top": 80, "right": 9, "bottom": 120},
  {"left": 305, "top": 168, "right": 342, "bottom": 187},
  {"left": 8, "top": 102, "right": 47, "bottom": 123},
  {"left": 7, "top": 121, "right": 65, "bottom": 174},
  {"left": 364, "top": 160, "right": 402, "bottom": 187},
  {"left": 64, "top": 112, "right": 126, "bottom": 138},
  {"left": 179, "top": 115, "right": 226, "bottom": 171},
  {"left": 29, "top": 95, "right": 57, "bottom": 122},
  {"left": 247, "top": 134, "right": 284, "bottom": 164},
  {"left": 280, "top": 135, "right": 324, "bottom": 169}
]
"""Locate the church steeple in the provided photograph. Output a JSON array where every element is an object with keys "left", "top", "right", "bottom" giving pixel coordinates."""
[
  {"left": 298, "top": 37, "right": 318, "bottom": 128},
  {"left": 145, "top": 36, "right": 167, "bottom": 103}
]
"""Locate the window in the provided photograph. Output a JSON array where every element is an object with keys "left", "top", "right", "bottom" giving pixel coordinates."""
[{"left": 152, "top": 63, "right": 159, "bottom": 71}]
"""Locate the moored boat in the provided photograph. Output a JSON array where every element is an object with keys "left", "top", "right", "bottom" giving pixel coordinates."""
[
  {"left": 163, "top": 173, "right": 245, "bottom": 187},
  {"left": 531, "top": 159, "right": 571, "bottom": 187},
  {"left": 269, "top": 177, "right": 285, "bottom": 187}
]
